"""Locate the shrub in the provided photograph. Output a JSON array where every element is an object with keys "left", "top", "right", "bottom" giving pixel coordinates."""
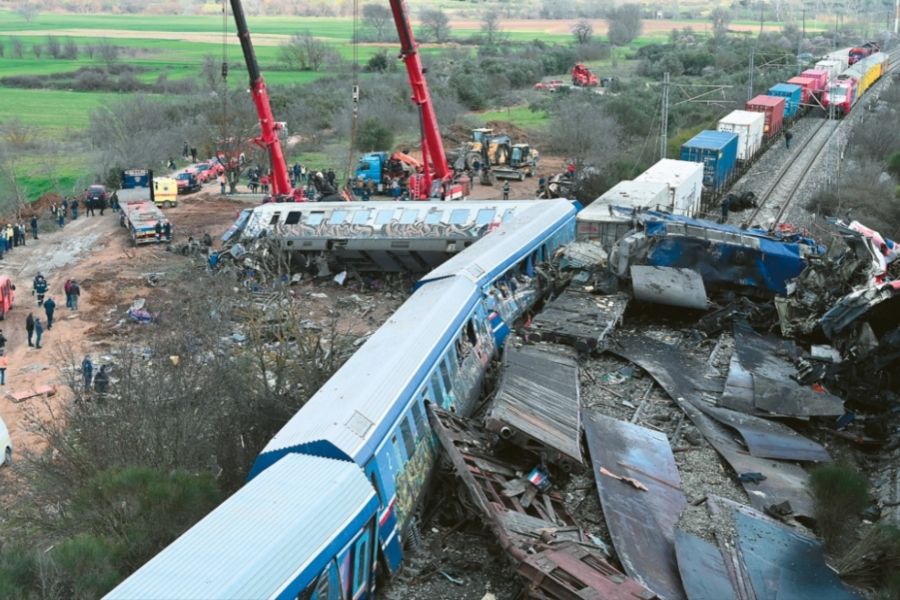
[
  {"left": 810, "top": 464, "right": 870, "bottom": 551},
  {"left": 357, "top": 117, "right": 394, "bottom": 152}
]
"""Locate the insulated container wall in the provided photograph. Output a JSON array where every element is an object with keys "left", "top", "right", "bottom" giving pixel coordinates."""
[
  {"left": 634, "top": 159, "right": 704, "bottom": 216},
  {"left": 717, "top": 110, "right": 765, "bottom": 162}
]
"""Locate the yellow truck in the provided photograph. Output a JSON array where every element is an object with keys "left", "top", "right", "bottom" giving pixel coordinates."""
[
  {"left": 153, "top": 176, "right": 178, "bottom": 208},
  {"left": 120, "top": 170, "right": 178, "bottom": 209}
]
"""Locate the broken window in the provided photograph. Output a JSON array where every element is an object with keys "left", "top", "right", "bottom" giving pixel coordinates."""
[
  {"left": 391, "top": 435, "right": 405, "bottom": 465},
  {"left": 430, "top": 372, "right": 444, "bottom": 405},
  {"left": 284, "top": 212, "right": 301, "bottom": 225},
  {"left": 466, "top": 320, "right": 477, "bottom": 346},
  {"left": 400, "top": 416, "right": 416, "bottom": 458},
  {"left": 439, "top": 360, "right": 453, "bottom": 395},
  {"left": 268, "top": 212, "right": 281, "bottom": 225},
  {"left": 412, "top": 396, "right": 426, "bottom": 433},
  {"left": 450, "top": 209, "right": 469, "bottom": 225}
]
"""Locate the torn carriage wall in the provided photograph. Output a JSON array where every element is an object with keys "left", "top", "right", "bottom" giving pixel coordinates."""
[{"left": 610, "top": 212, "right": 822, "bottom": 296}]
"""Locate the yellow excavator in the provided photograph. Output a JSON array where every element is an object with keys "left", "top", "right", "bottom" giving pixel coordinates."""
[{"left": 462, "top": 128, "right": 539, "bottom": 181}]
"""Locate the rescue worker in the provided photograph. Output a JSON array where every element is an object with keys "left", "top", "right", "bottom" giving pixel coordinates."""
[
  {"left": 33, "top": 317, "right": 43, "bottom": 349},
  {"left": 502, "top": 181, "right": 510, "bottom": 201},
  {"left": 163, "top": 221, "right": 172, "bottom": 241},
  {"left": 33, "top": 272, "right": 48, "bottom": 307},
  {"left": 43, "top": 296, "right": 56, "bottom": 330},
  {"left": 785, "top": 130, "right": 793, "bottom": 149},
  {"left": 0, "top": 350, "right": 7, "bottom": 386},
  {"left": 58, "top": 209, "right": 65, "bottom": 229},
  {"left": 30, "top": 215, "right": 38, "bottom": 240},
  {"left": 218, "top": 172, "right": 227, "bottom": 195},
  {"left": 71, "top": 198, "right": 78, "bottom": 220},
  {"left": 155, "top": 221, "right": 163, "bottom": 243},
  {"left": 85, "top": 195, "right": 95, "bottom": 216},
  {"left": 4, "top": 224, "right": 12, "bottom": 252},
  {"left": 69, "top": 280, "right": 80, "bottom": 310},
  {"left": 94, "top": 365, "right": 109, "bottom": 395},
  {"left": 25, "top": 312, "right": 34, "bottom": 347},
  {"left": 82, "top": 355, "right": 93, "bottom": 390},
  {"left": 0, "top": 329, "right": 5, "bottom": 351}
]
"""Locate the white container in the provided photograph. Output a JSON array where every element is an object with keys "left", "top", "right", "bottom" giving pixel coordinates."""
[
  {"left": 824, "top": 48, "right": 851, "bottom": 70},
  {"left": 634, "top": 159, "right": 704, "bottom": 217},
  {"left": 815, "top": 59, "right": 844, "bottom": 84},
  {"left": 717, "top": 110, "right": 764, "bottom": 162},
  {"left": 577, "top": 180, "right": 669, "bottom": 246}
]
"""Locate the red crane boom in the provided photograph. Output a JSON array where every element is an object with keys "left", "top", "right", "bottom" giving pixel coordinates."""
[
  {"left": 229, "top": 0, "right": 299, "bottom": 200},
  {"left": 389, "top": 0, "right": 462, "bottom": 199}
]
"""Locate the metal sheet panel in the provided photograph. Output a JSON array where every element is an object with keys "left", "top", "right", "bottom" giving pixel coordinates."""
[
  {"left": 530, "top": 290, "right": 628, "bottom": 353},
  {"left": 631, "top": 266, "right": 709, "bottom": 310},
  {"left": 583, "top": 411, "right": 687, "bottom": 600},
  {"left": 673, "top": 530, "right": 738, "bottom": 600},
  {"left": 733, "top": 509, "right": 863, "bottom": 600},
  {"left": 485, "top": 344, "right": 583, "bottom": 465}
]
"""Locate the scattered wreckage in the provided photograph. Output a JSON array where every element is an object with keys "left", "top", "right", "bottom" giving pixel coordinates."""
[{"left": 416, "top": 207, "right": 897, "bottom": 598}]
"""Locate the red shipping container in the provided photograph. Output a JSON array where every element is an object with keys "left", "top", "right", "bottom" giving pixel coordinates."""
[
  {"left": 786, "top": 76, "right": 816, "bottom": 104},
  {"left": 745, "top": 95, "right": 785, "bottom": 138},
  {"left": 800, "top": 69, "right": 829, "bottom": 94}
]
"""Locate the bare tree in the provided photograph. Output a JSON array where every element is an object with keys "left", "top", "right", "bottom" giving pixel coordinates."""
[
  {"left": 279, "top": 31, "right": 333, "bottom": 71},
  {"left": 98, "top": 40, "right": 120, "bottom": 65},
  {"left": 607, "top": 4, "right": 643, "bottom": 47},
  {"left": 362, "top": 4, "right": 393, "bottom": 42},
  {"left": 32, "top": 43, "right": 42, "bottom": 58},
  {"left": 544, "top": 95, "right": 622, "bottom": 169},
  {"left": 0, "top": 42, "right": 4, "bottom": 58},
  {"left": 571, "top": 19, "right": 594, "bottom": 44},
  {"left": 710, "top": 8, "right": 731, "bottom": 39},
  {"left": 420, "top": 7, "right": 452, "bottom": 43},
  {"left": 481, "top": 10, "right": 505, "bottom": 45},
  {"left": 46, "top": 35, "right": 62, "bottom": 59},
  {"left": 0, "top": 143, "right": 31, "bottom": 217},
  {"left": 11, "top": 37, "right": 23, "bottom": 58},
  {"left": 63, "top": 38, "right": 79, "bottom": 60},
  {"left": 16, "top": 3, "right": 38, "bottom": 23}
]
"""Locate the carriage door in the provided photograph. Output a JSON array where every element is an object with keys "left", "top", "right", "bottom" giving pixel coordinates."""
[{"left": 349, "top": 524, "right": 373, "bottom": 599}]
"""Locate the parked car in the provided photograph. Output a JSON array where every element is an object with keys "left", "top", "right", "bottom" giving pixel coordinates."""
[
  {"left": 0, "top": 415, "right": 11, "bottom": 467},
  {"left": 176, "top": 172, "right": 201, "bottom": 194},
  {"left": 84, "top": 184, "right": 108, "bottom": 209},
  {"left": 198, "top": 162, "right": 223, "bottom": 182}
]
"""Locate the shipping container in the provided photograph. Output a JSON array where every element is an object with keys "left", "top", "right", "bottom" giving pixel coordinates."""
[
  {"left": 745, "top": 95, "right": 785, "bottom": 138},
  {"left": 800, "top": 69, "right": 828, "bottom": 95},
  {"left": 717, "top": 110, "right": 764, "bottom": 162},
  {"left": 824, "top": 47, "right": 852, "bottom": 70},
  {"left": 786, "top": 76, "right": 816, "bottom": 104},
  {"left": 576, "top": 180, "right": 669, "bottom": 246},
  {"left": 679, "top": 131, "right": 739, "bottom": 194},
  {"left": 814, "top": 60, "right": 844, "bottom": 83},
  {"left": 634, "top": 159, "right": 705, "bottom": 216},
  {"left": 767, "top": 83, "right": 803, "bottom": 119}
]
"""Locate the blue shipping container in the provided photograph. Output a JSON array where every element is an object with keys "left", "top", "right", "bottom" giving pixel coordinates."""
[
  {"left": 679, "top": 130, "right": 739, "bottom": 193},
  {"left": 767, "top": 83, "right": 803, "bottom": 119}
]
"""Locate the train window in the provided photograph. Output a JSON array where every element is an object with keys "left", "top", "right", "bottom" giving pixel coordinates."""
[
  {"left": 412, "top": 398, "right": 426, "bottom": 433},
  {"left": 439, "top": 360, "right": 453, "bottom": 394},
  {"left": 430, "top": 372, "right": 444, "bottom": 405},
  {"left": 449, "top": 209, "right": 469, "bottom": 225},
  {"left": 475, "top": 208, "right": 495, "bottom": 226},
  {"left": 268, "top": 212, "right": 281, "bottom": 225},
  {"left": 284, "top": 211, "right": 302, "bottom": 225},
  {"left": 391, "top": 435, "right": 406, "bottom": 464},
  {"left": 375, "top": 210, "right": 395, "bottom": 225},
  {"left": 425, "top": 210, "right": 443, "bottom": 225},
  {"left": 329, "top": 210, "right": 348, "bottom": 225},
  {"left": 502, "top": 209, "right": 515, "bottom": 222},
  {"left": 399, "top": 209, "right": 419, "bottom": 224},
  {"left": 353, "top": 534, "right": 369, "bottom": 592},
  {"left": 305, "top": 211, "right": 325, "bottom": 226},
  {"left": 352, "top": 210, "right": 372, "bottom": 225},
  {"left": 467, "top": 320, "right": 477, "bottom": 346},
  {"left": 400, "top": 417, "right": 415, "bottom": 458}
]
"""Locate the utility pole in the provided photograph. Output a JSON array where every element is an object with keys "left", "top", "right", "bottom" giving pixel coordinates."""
[
  {"left": 660, "top": 72, "right": 670, "bottom": 160},
  {"left": 747, "top": 48, "right": 755, "bottom": 101},
  {"left": 895, "top": 0, "right": 899, "bottom": 35}
]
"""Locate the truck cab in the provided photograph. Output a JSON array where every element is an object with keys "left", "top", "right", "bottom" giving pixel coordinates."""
[
  {"left": 153, "top": 177, "right": 178, "bottom": 208},
  {"left": 355, "top": 152, "right": 389, "bottom": 184}
]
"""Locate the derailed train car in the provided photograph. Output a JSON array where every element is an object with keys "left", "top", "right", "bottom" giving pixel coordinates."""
[{"left": 105, "top": 200, "right": 577, "bottom": 600}]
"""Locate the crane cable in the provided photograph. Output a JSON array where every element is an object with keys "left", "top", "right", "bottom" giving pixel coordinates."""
[
  {"left": 221, "top": 0, "right": 229, "bottom": 166},
  {"left": 344, "top": 0, "right": 361, "bottom": 187}
]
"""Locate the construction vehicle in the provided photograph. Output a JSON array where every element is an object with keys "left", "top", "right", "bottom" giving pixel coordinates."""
[
  {"left": 463, "top": 128, "right": 539, "bottom": 182},
  {"left": 229, "top": 0, "right": 303, "bottom": 202},
  {"left": 571, "top": 63, "right": 599, "bottom": 87},
  {"left": 383, "top": 0, "right": 466, "bottom": 200}
]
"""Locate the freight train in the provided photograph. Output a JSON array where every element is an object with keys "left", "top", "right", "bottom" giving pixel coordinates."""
[{"left": 105, "top": 199, "right": 577, "bottom": 600}]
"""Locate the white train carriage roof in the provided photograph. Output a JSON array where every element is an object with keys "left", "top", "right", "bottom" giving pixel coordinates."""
[
  {"left": 241, "top": 200, "right": 538, "bottom": 240},
  {"left": 105, "top": 454, "right": 377, "bottom": 600},
  {"left": 417, "top": 199, "right": 576, "bottom": 286},
  {"left": 251, "top": 274, "right": 479, "bottom": 475}
]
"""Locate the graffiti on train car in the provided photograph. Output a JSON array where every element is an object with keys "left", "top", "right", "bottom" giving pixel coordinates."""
[
  {"left": 393, "top": 434, "right": 438, "bottom": 530},
  {"left": 271, "top": 218, "right": 501, "bottom": 241}
]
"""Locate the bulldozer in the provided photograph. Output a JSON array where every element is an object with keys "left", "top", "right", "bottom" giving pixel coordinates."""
[{"left": 462, "top": 128, "right": 539, "bottom": 182}]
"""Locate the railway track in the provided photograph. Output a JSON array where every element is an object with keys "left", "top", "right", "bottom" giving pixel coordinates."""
[{"left": 747, "top": 47, "right": 900, "bottom": 227}]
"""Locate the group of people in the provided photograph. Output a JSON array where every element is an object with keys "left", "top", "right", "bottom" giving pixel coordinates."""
[
  {"left": 21, "top": 274, "right": 80, "bottom": 353},
  {"left": 81, "top": 355, "right": 109, "bottom": 395},
  {"left": 0, "top": 218, "right": 38, "bottom": 258},
  {"left": 49, "top": 194, "right": 118, "bottom": 230}
]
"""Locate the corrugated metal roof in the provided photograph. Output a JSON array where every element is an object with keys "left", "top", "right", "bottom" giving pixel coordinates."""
[
  {"left": 105, "top": 454, "right": 376, "bottom": 600},
  {"left": 747, "top": 94, "right": 785, "bottom": 107},
  {"left": 769, "top": 83, "right": 802, "bottom": 93},
  {"left": 682, "top": 130, "right": 738, "bottom": 150},
  {"left": 252, "top": 275, "right": 479, "bottom": 474},
  {"left": 636, "top": 159, "right": 704, "bottom": 184}
]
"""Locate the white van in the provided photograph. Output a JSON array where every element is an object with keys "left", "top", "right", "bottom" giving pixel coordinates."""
[{"left": 0, "top": 415, "right": 11, "bottom": 466}]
